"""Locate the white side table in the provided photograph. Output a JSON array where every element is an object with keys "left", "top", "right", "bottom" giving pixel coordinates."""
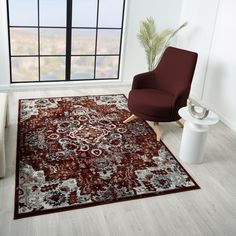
[{"left": 178, "top": 107, "right": 219, "bottom": 164}]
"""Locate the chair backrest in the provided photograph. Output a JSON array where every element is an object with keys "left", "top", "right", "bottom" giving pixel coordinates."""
[{"left": 154, "top": 47, "right": 198, "bottom": 102}]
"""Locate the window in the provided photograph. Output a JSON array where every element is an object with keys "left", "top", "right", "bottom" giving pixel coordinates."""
[{"left": 7, "top": 0, "right": 125, "bottom": 83}]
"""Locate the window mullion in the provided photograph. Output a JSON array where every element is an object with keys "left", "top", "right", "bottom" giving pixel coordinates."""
[
  {"left": 93, "top": 0, "right": 100, "bottom": 80},
  {"left": 38, "top": 0, "right": 41, "bottom": 81},
  {"left": 65, "top": 0, "right": 73, "bottom": 81}
]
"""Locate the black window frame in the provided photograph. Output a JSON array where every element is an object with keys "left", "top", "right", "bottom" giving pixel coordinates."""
[{"left": 7, "top": 0, "right": 126, "bottom": 83}]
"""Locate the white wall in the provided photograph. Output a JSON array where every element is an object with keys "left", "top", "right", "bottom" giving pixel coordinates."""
[
  {"left": 0, "top": 0, "right": 10, "bottom": 89},
  {"left": 177, "top": 0, "right": 219, "bottom": 100},
  {"left": 177, "top": 0, "right": 236, "bottom": 131},
  {"left": 121, "top": 0, "right": 183, "bottom": 84},
  {"left": 203, "top": 0, "right": 236, "bottom": 130}
]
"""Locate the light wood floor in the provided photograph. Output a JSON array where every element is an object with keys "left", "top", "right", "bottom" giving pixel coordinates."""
[{"left": 1, "top": 86, "right": 236, "bottom": 236}]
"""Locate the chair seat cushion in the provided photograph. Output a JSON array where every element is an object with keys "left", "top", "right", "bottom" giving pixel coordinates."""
[{"left": 128, "top": 89, "right": 174, "bottom": 119}]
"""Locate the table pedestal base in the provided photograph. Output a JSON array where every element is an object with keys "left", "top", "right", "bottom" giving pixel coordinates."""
[{"left": 179, "top": 121, "right": 208, "bottom": 164}]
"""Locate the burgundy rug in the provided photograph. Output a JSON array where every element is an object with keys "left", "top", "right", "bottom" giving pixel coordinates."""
[{"left": 15, "top": 94, "right": 199, "bottom": 219}]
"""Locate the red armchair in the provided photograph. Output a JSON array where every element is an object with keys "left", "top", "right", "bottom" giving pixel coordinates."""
[{"left": 124, "top": 46, "right": 198, "bottom": 141}]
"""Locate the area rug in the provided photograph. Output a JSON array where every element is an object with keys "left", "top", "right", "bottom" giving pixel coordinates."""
[{"left": 15, "top": 94, "right": 199, "bottom": 219}]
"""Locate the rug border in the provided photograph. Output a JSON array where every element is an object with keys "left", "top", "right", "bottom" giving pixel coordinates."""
[{"left": 14, "top": 94, "right": 200, "bottom": 220}]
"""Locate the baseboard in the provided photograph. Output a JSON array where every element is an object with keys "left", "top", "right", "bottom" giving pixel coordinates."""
[
  {"left": 217, "top": 113, "right": 236, "bottom": 132},
  {"left": 0, "top": 85, "right": 10, "bottom": 92},
  {"left": 0, "top": 80, "right": 131, "bottom": 92}
]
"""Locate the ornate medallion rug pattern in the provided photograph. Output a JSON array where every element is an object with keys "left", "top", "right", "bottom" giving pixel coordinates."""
[{"left": 15, "top": 94, "right": 199, "bottom": 219}]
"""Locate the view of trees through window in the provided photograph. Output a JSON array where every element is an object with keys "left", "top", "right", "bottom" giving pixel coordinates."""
[{"left": 7, "top": 0, "right": 125, "bottom": 83}]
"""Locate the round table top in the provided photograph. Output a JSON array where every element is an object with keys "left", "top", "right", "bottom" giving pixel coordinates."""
[{"left": 178, "top": 106, "right": 219, "bottom": 126}]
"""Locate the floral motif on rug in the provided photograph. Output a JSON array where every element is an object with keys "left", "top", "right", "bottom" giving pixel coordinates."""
[{"left": 15, "top": 94, "right": 199, "bottom": 219}]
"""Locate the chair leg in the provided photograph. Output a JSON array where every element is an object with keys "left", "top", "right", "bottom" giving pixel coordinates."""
[
  {"left": 123, "top": 114, "right": 138, "bottom": 124},
  {"left": 153, "top": 122, "right": 161, "bottom": 142},
  {"left": 176, "top": 119, "right": 184, "bottom": 128}
]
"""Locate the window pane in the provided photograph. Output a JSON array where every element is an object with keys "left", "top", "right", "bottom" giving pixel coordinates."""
[
  {"left": 40, "top": 0, "right": 66, "bottom": 26},
  {"left": 8, "top": 0, "right": 38, "bottom": 26},
  {"left": 40, "top": 28, "right": 66, "bottom": 55},
  {"left": 71, "top": 29, "right": 96, "bottom": 55},
  {"left": 97, "top": 29, "right": 121, "bottom": 54},
  {"left": 40, "top": 57, "right": 65, "bottom": 81},
  {"left": 71, "top": 56, "right": 94, "bottom": 80},
  {"left": 72, "top": 0, "right": 97, "bottom": 27},
  {"left": 98, "top": 0, "right": 124, "bottom": 28},
  {"left": 11, "top": 57, "right": 38, "bottom": 82},
  {"left": 96, "top": 56, "right": 119, "bottom": 78},
  {"left": 10, "top": 28, "right": 38, "bottom": 55}
]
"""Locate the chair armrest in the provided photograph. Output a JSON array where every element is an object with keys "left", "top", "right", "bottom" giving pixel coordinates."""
[{"left": 132, "top": 71, "right": 156, "bottom": 89}]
